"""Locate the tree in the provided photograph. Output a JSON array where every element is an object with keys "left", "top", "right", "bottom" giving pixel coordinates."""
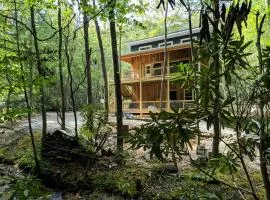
[
  {"left": 93, "top": 0, "right": 109, "bottom": 121},
  {"left": 109, "top": 0, "right": 123, "bottom": 152},
  {"left": 13, "top": 0, "right": 40, "bottom": 174},
  {"left": 82, "top": 0, "right": 93, "bottom": 105},
  {"left": 211, "top": 0, "right": 222, "bottom": 157},
  {"left": 30, "top": 5, "right": 47, "bottom": 137},
  {"left": 58, "top": 0, "right": 66, "bottom": 130},
  {"left": 255, "top": 12, "right": 270, "bottom": 200}
]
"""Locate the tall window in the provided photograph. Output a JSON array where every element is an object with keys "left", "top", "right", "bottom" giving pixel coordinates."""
[
  {"left": 145, "top": 64, "right": 151, "bottom": 77},
  {"left": 153, "top": 62, "right": 162, "bottom": 75}
]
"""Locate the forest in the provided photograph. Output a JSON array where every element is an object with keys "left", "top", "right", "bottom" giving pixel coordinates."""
[{"left": 0, "top": 0, "right": 270, "bottom": 199}]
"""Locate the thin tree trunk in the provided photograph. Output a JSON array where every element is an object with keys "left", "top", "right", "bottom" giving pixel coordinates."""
[
  {"left": 211, "top": 0, "right": 221, "bottom": 157},
  {"left": 93, "top": 0, "right": 109, "bottom": 121},
  {"left": 3, "top": 19, "right": 12, "bottom": 123},
  {"left": 58, "top": 0, "right": 66, "bottom": 130},
  {"left": 30, "top": 6, "right": 47, "bottom": 137},
  {"left": 119, "top": 24, "right": 122, "bottom": 77},
  {"left": 6, "top": 86, "right": 11, "bottom": 120},
  {"left": 224, "top": 68, "right": 259, "bottom": 200},
  {"left": 14, "top": 0, "right": 40, "bottom": 174},
  {"left": 109, "top": 0, "right": 123, "bottom": 151},
  {"left": 236, "top": 123, "right": 259, "bottom": 200},
  {"left": 29, "top": 28, "right": 33, "bottom": 108},
  {"left": 186, "top": 0, "right": 200, "bottom": 146},
  {"left": 159, "top": 0, "right": 168, "bottom": 110},
  {"left": 83, "top": 1, "right": 92, "bottom": 104},
  {"left": 256, "top": 12, "right": 270, "bottom": 200},
  {"left": 65, "top": 36, "right": 78, "bottom": 138}
]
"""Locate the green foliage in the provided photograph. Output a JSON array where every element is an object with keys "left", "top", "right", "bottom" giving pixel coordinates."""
[
  {"left": 171, "top": 62, "right": 194, "bottom": 88},
  {"left": 210, "top": 151, "right": 240, "bottom": 174},
  {"left": 92, "top": 166, "right": 148, "bottom": 197},
  {"left": 129, "top": 109, "right": 198, "bottom": 166},
  {"left": 0, "top": 133, "right": 41, "bottom": 170},
  {"left": 0, "top": 175, "right": 51, "bottom": 200},
  {"left": 80, "top": 104, "right": 112, "bottom": 153}
]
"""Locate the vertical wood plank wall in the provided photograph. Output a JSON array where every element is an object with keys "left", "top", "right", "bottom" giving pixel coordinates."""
[{"left": 110, "top": 47, "right": 192, "bottom": 115}]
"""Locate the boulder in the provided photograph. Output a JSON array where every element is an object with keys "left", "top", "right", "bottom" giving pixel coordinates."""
[{"left": 163, "top": 163, "right": 179, "bottom": 173}]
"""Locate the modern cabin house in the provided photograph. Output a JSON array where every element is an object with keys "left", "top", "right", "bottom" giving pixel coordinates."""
[{"left": 109, "top": 28, "right": 202, "bottom": 117}]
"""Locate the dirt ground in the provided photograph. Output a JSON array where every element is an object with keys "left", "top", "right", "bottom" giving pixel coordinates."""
[{"left": 0, "top": 112, "right": 261, "bottom": 170}]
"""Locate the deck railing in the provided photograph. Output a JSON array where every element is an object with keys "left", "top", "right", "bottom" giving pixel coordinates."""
[
  {"left": 116, "top": 66, "right": 179, "bottom": 82},
  {"left": 123, "top": 101, "right": 140, "bottom": 110},
  {"left": 142, "top": 101, "right": 167, "bottom": 110},
  {"left": 122, "top": 71, "right": 140, "bottom": 80},
  {"left": 110, "top": 100, "right": 194, "bottom": 113}
]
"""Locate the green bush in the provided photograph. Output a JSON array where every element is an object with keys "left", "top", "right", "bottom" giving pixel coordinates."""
[
  {"left": 129, "top": 109, "right": 198, "bottom": 166},
  {"left": 0, "top": 132, "right": 41, "bottom": 171},
  {"left": 0, "top": 175, "right": 52, "bottom": 200},
  {"left": 80, "top": 104, "right": 112, "bottom": 153}
]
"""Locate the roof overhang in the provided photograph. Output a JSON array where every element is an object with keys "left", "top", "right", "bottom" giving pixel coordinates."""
[
  {"left": 127, "top": 27, "right": 201, "bottom": 48},
  {"left": 120, "top": 43, "right": 191, "bottom": 63}
]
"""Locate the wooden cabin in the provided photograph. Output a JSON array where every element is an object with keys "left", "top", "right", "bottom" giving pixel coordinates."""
[{"left": 109, "top": 28, "right": 201, "bottom": 117}]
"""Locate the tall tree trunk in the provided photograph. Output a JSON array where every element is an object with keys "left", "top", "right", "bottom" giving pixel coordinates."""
[
  {"left": 211, "top": 0, "right": 221, "bottom": 157},
  {"left": 109, "top": 0, "right": 123, "bottom": 151},
  {"left": 159, "top": 0, "right": 168, "bottom": 110},
  {"left": 93, "top": 0, "right": 109, "bottom": 121},
  {"left": 256, "top": 12, "right": 270, "bottom": 200},
  {"left": 118, "top": 24, "right": 122, "bottom": 76},
  {"left": 58, "top": 0, "right": 66, "bottom": 130},
  {"left": 14, "top": 0, "right": 40, "bottom": 174},
  {"left": 30, "top": 6, "right": 47, "bottom": 137},
  {"left": 83, "top": 1, "right": 92, "bottom": 104},
  {"left": 3, "top": 18, "right": 12, "bottom": 123},
  {"left": 186, "top": 0, "right": 200, "bottom": 145},
  {"left": 65, "top": 35, "right": 78, "bottom": 138}
]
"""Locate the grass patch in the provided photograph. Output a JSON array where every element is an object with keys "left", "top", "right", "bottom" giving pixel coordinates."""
[{"left": 0, "top": 132, "right": 41, "bottom": 171}]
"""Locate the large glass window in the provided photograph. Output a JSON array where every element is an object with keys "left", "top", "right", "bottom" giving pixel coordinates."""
[{"left": 153, "top": 62, "right": 162, "bottom": 75}]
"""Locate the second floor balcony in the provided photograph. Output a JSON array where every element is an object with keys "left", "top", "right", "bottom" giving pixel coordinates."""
[{"left": 118, "top": 65, "right": 182, "bottom": 82}]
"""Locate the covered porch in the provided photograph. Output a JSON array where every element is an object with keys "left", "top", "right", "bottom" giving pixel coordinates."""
[{"left": 109, "top": 80, "right": 194, "bottom": 116}]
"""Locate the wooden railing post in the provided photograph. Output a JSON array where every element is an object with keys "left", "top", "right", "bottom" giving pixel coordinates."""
[
  {"left": 140, "top": 81, "right": 142, "bottom": 118},
  {"left": 167, "top": 79, "right": 170, "bottom": 111},
  {"left": 183, "top": 100, "right": 185, "bottom": 109}
]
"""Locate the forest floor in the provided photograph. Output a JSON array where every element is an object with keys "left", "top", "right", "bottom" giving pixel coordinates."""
[
  {"left": 0, "top": 112, "right": 235, "bottom": 146},
  {"left": 0, "top": 112, "right": 265, "bottom": 199},
  {"left": 0, "top": 111, "right": 261, "bottom": 169}
]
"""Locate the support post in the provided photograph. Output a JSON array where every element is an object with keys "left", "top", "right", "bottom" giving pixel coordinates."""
[
  {"left": 167, "top": 79, "right": 170, "bottom": 111},
  {"left": 166, "top": 52, "right": 170, "bottom": 111},
  {"left": 139, "top": 55, "right": 143, "bottom": 118},
  {"left": 140, "top": 81, "right": 142, "bottom": 118}
]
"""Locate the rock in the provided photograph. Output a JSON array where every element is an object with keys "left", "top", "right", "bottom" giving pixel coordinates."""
[
  {"left": 50, "top": 192, "right": 63, "bottom": 200},
  {"left": 97, "top": 156, "right": 118, "bottom": 169},
  {"left": 163, "top": 163, "right": 178, "bottom": 173}
]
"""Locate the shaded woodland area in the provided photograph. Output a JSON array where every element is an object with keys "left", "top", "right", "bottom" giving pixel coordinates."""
[{"left": 0, "top": 0, "right": 270, "bottom": 199}]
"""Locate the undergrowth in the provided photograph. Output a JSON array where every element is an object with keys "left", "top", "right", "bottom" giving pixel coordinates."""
[
  {"left": 0, "top": 133, "right": 265, "bottom": 199},
  {"left": 0, "top": 132, "right": 41, "bottom": 171}
]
